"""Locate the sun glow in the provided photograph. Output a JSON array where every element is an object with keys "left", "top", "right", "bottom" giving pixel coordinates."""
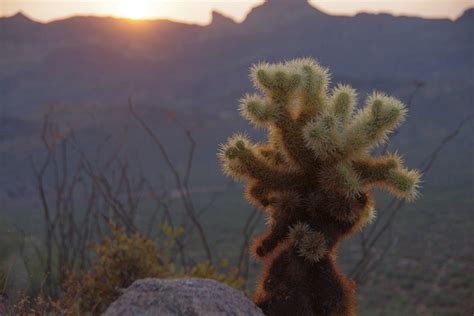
[
  {"left": 118, "top": 0, "right": 153, "bottom": 20},
  {"left": 2, "top": 0, "right": 472, "bottom": 23}
]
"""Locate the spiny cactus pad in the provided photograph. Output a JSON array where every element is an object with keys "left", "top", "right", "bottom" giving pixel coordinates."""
[{"left": 219, "top": 58, "right": 421, "bottom": 316}]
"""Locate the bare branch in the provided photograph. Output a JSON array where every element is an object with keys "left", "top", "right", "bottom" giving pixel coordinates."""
[{"left": 128, "top": 99, "right": 213, "bottom": 263}]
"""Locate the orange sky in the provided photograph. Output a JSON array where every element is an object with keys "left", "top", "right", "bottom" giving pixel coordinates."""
[{"left": 1, "top": 0, "right": 473, "bottom": 23}]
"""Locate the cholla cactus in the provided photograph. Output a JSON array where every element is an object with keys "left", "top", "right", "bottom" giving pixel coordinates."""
[{"left": 219, "top": 58, "right": 421, "bottom": 316}]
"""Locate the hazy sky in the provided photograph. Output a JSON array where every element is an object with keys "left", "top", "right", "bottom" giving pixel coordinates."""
[{"left": 1, "top": 0, "right": 473, "bottom": 24}]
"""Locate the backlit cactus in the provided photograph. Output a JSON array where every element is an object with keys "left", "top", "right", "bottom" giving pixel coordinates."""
[{"left": 219, "top": 58, "right": 421, "bottom": 315}]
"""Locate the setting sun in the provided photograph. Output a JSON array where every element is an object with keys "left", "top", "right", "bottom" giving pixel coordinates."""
[
  {"left": 2, "top": 1, "right": 473, "bottom": 23},
  {"left": 118, "top": 0, "right": 153, "bottom": 20}
]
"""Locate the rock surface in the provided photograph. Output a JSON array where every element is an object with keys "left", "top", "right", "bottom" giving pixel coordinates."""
[{"left": 103, "top": 278, "right": 264, "bottom": 316}]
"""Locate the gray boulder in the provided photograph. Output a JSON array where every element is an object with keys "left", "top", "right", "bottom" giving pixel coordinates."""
[{"left": 103, "top": 278, "right": 264, "bottom": 316}]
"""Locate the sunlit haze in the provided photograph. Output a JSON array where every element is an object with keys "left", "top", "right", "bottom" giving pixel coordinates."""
[{"left": 1, "top": 0, "right": 473, "bottom": 24}]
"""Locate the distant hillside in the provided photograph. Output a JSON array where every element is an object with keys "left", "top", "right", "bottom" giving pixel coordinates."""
[{"left": 0, "top": 1, "right": 472, "bottom": 119}]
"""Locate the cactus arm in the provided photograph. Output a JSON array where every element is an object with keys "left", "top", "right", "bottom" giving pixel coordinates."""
[
  {"left": 220, "top": 135, "right": 294, "bottom": 182},
  {"left": 337, "top": 164, "right": 363, "bottom": 197},
  {"left": 271, "top": 114, "right": 320, "bottom": 170},
  {"left": 251, "top": 62, "right": 301, "bottom": 105},
  {"left": 329, "top": 84, "right": 357, "bottom": 128},
  {"left": 302, "top": 113, "right": 343, "bottom": 160},
  {"left": 353, "top": 154, "right": 421, "bottom": 201},
  {"left": 250, "top": 62, "right": 321, "bottom": 170},
  {"left": 253, "top": 221, "right": 291, "bottom": 258},
  {"left": 342, "top": 93, "right": 407, "bottom": 158},
  {"left": 352, "top": 154, "right": 401, "bottom": 182},
  {"left": 239, "top": 94, "right": 276, "bottom": 127},
  {"left": 287, "top": 58, "right": 330, "bottom": 124},
  {"left": 382, "top": 168, "right": 421, "bottom": 201}
]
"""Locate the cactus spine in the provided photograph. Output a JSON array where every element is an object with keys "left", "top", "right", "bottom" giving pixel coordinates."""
[{"left": 219, "top": 58, "right": 421, "bottom": 315}]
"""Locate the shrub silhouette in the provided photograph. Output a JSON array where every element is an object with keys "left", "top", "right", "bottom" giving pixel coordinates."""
[{"left": 219, "top": 58, "right": 421, "bottom": 315}]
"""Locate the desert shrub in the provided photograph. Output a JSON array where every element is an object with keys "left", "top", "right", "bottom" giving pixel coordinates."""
[
  {"left": 187, "top": 260, "right": 244, "bottom": 291},
  {"left": 7, "top": 295, "right": 52, "bottom": 316},
  {"left": 59, "top": 223, "right": 171, "bottom": 314},
  {"left": 57, "top": 223, "right": 244, "bottom": 315}
]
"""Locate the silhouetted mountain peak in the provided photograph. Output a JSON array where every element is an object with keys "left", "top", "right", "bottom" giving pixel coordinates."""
[
  {"left": 3, "top": 11, "right": 36, "bottom": 24},
  {"left": 209, "top": 11, "right": 236, "bottom": 28},
  {"left": 457, "top": 7, "right": 474, "bottom": 21},
  {"left": 11, "top": 11, "right": 28, "bottom": 19},
  {"left": 259, "top": 0, "right": 317, "bottom": 11},
  {"left": 267, "top": 0, "right": 309, "bottom": 4},
  {"left": 243, "top": 0, "right": 325, "bottom": 28},
  {"left": 0, "top": 11, "right": 40, "bottom": 40}
]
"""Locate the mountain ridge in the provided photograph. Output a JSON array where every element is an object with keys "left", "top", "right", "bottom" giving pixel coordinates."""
[
  {"left": 1, "top": 3, "right": 472, "bottom": 26},
  {"left": 0, "top": 3, "right": 472, "bottom": 119}
]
